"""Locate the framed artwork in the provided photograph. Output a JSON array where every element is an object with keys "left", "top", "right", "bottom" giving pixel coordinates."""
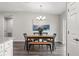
[{"left": 33, "top": 24, "right": 50, "bottom": 31}]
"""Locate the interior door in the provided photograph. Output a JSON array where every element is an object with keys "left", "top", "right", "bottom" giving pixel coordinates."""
[{"left": 67, "top": 2, "right": 79, "bottom": 56}]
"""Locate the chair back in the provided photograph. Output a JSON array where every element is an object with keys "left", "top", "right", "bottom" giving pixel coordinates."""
[
  {"left": 33, "top": 32, "right": 48, "bottom": 36},
  {"left": 53, "top": 33, "right": 56, "bottom": 39},
  {"left": 33, "top": 32, "right": 39, "bottom": 36},
  {"left": 23, "top": 33, "right": 27, "bottom": 40},
  {"left": 42, "top": 32, "right": 48, "bottom": 36}
]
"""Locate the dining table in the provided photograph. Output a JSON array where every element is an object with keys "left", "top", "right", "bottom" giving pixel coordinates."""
[{"left": 26, "top": 35, "right": 55, "bottom": 51}]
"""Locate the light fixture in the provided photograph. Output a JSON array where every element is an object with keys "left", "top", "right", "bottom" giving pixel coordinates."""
[{"left": 36, "top": 5, "right": 46, "bottom": 20}]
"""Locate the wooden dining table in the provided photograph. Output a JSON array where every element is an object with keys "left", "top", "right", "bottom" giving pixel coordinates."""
[{"left": 26, "top": 35, "right": 55, "bottom": 51}]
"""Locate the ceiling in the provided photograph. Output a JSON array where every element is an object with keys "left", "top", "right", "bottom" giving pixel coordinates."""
[{"left": 0, "top": 2, "right": 66, "bottom": 15}]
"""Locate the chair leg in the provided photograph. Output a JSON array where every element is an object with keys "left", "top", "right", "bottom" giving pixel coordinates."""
[
  {"left": 29, "top": 44, "right": 31, "bottom": 50},
  {"left": 26, "top": 45, "right": 28, "bottom": 51},
  {"left": 27, "top": 44, "right": 31, "bottom": 54},
  {"left": 27, "top": 44, "right": 29, "bottom": 54},
  {"left": 49, "top": 45, "right": 51, "bottom": 51},
  {"left": 24, "top": 42, "right": 26, "bottom": 50},
  {"left": 42, "top": 40, "right": 44, "bottom": 48},
  {"left": 49, "top": 45, "right": 52, "bottom": 53},
  {"left": 38, "top": 40, "right": 40, "bottom": 48},
  {"left": 25, "top": 41, "right": 28, "bottom": 51},
  {"left": 52, "top": 44, "right": 54, "bottom": 51},
  {"left": 54, "top": 43, "right": 56, "bottom": 49}
]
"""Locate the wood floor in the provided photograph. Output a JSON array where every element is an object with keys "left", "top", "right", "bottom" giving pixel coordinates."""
[{"left": 13, "top": 42, "right": 66, "bottom": 56}]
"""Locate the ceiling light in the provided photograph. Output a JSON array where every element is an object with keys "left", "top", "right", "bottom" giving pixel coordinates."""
[{"left": 36, "top": 5, "right": 46, "bottom": 20}]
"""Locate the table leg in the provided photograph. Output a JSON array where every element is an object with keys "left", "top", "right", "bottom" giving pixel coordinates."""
[
  {"left": 26, "top": 38, "right": 28, "bottom": 51},
  {"left": 52, "top": 39, "right": 54, "bottom": 51}
]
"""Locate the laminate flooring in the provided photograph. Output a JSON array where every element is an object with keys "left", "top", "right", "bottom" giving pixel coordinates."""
[{"left": 13, "top": 42, "right": 66, "bottom": 56}]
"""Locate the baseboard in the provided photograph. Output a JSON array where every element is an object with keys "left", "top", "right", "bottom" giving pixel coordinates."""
[
  {"left": 55, "top": 41, "right": 63, "bottom": 44},
  {"left": 13, "top": 40, "right": 25, "bottom": 42}
]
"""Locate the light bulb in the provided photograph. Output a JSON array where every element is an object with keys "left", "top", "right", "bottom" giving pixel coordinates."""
[
  {"left": 42, "top": 16, "right": 46, "bottom": 20},
  {"left": 39, "top": 16, "right": 42, "bottom": 19},
  {"left": 36, "top": 16, "right": 46, "bottom": 20},
  {"left": 36, "top": 17, "right": 40, "bottom": 20}
]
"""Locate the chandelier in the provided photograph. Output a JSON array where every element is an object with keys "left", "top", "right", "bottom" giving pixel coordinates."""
[
  {"left": 36, "top": 5, "right": 46, "bottom": 20},
  {"left": 36, "top": 16, "right": 46, "bottom": 20}
]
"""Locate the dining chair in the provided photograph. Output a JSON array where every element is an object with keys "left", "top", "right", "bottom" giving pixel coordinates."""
[
  {"left": 33, "top": 33, "right": 39, "bottom": 42},
  {"left": 23, "top": 33, "right": 32, "bottom": 50},
  {"left": 47, "top": 33, "right": 56, "bottom": 50}
]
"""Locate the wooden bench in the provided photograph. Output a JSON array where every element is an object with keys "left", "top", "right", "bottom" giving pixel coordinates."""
[
  {"left": 28, "top": 42, "right": 52, "bottom": 52},
  {"left": 26, "top": 35, "right": 54, "bottom": 53}
]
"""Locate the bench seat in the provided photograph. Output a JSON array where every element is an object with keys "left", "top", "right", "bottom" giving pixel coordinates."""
[{"left": 29, "top": 42, "right": 51, "bottom": 45}]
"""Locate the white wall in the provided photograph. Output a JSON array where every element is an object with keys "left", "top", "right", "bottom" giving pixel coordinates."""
[
  {"left": 59, "top": 12, "right": 67, "bottom": 44},
  {"left": 0, "top": 15, "right": 4, "bottom": 40},
  {"left": 0, "top": 12, "right": 60, "bottom": 42}
]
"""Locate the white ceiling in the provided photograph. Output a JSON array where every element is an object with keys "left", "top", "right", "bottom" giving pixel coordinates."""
[{"left": 0, "top": 2, "right": 66, "bottom": 15}]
